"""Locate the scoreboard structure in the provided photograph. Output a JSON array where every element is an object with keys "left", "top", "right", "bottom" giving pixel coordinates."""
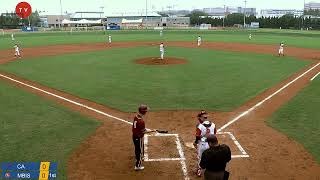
[{"left": 1, "top": 162, "right": 57, "bottom": 179}]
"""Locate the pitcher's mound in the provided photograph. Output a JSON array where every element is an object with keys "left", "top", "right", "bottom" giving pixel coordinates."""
[{"left": 134, "top": 57, "right": 187, "bottom": 66}]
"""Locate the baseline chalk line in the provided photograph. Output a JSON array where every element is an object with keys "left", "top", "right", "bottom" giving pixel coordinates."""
[
  {"left": 310, "top": 71, "right": 320, "bottom": 81},
  {"left": 218, "top": 62, "right": 320, "bottom": 132}
]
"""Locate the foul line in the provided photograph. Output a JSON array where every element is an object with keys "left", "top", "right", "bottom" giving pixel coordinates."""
[
  {"left": 311, "top": 71, "right": 320, "bottom": 81},
  {"left": 0, "top": 73, "right": 190, "bottom": 180},
  {"left": 217, "top": 132, "right": 249, "bottom": 158},
  {"left": 0, "top": 74, "right": 133, "bottom": 125},
  {"left": 218, "top": 62, "right": 320, "bottom": 132}
]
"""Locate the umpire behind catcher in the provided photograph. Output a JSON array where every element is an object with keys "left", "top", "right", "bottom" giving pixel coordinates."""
[{"left": 200, "top": 135, "right": 232, "bottom": 180}]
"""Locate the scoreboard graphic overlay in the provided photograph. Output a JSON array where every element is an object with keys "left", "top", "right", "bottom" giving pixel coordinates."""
[{"left": 1, "top": 162, "right": 57, "bottom": 179}]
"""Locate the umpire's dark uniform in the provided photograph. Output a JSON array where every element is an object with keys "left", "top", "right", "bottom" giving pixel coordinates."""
[{"left": 200, "top": 135, "right": 231, "bottom": 180}]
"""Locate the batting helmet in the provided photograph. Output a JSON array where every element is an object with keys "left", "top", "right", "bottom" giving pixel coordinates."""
[{"left": 138, "top": 104, "right": 149, "bottom": 115}]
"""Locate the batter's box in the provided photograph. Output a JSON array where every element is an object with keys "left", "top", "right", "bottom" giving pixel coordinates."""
[
  {"left": 217, "top": 132, "right": 249, "bottom": 158},
  {"left": 144, "top": 133, "right": 186, "bottom": 162}
]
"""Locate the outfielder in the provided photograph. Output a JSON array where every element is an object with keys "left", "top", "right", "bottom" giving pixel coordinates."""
[
  {"left": 160, "top": 43, "right": 165, "bottom": 60},
  {"left": 197, "top": 36, "right": 202, "bottom": 46},
  {"left": 11, "top": 33, "right": 15, "bottom": 41},
  {"left": 13, "top": 43, "right": 21, "bottom": 58},
  {"left": 249, "top": 33, "right": 252, "bottom": 40},
  {"left": 160, "top": 30, "right": 163, "bottom": 37},
  {"left": 278, "top": 42, "right": 285, "bottom": 56},
  {"left": 108, "top": 35, "right": 112, "bottom": 44},
  {"left": 194, "top": 113, "right": 217, "bottom": 177}
]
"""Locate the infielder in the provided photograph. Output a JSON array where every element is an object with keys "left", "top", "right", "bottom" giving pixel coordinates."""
[
  {"left": 197, "top": 36, "right": 202, "bottom": 46},
  {"left": 108, "top": 35, "right": 112, "bottom": 44},
  {"left": 160, "top": 43, "right": 165, "bottom": 60},
  {"left": 278, "top": 42, "right": 285, "bottom": 57},
  {"left": 13, "top": 43, "right": 21, "bottom": 58},
  {"left": 11, "top": 33, "right": 15, "bottom": 41},
  {"left": 194, "top": 113, "right": 217, "bottom": 177}
]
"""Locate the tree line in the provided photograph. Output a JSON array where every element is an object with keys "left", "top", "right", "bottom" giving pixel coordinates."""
[
  {"left": 0, "top": 11, "right": 40, "bottom": 29},
  {"left": 186, "top": 10, "right": 320, "bottom": 30}
]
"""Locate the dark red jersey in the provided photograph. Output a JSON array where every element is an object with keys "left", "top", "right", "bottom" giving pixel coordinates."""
[{"left": 132, "top": 114, "right": 146, "bottom": 138}]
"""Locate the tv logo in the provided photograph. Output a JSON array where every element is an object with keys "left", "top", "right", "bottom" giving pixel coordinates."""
[{"left": 15, "top": 2, "right": 32, "bottom": 19}]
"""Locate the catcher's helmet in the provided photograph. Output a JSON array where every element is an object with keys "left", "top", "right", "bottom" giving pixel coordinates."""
[
  {"left": 197, "top": 110, "right": 208, "bottom": 118},
  {"left": 203, "top": 120, "right": 211, "bottom": 128},
  {"left": 138, "top": 104, "right": 149, "bottom": 114}
]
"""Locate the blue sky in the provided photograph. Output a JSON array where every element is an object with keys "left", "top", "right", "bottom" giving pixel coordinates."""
[{"left": 0, "top": 0, "right": 317, "bottom": 15}]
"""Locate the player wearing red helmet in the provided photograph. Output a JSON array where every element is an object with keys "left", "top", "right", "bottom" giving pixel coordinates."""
[{"left": 132, "top": 104, "right": 154, "bottom": 171}]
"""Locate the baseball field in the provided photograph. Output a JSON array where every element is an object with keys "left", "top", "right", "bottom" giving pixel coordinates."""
[{"left": 0, "top": 29, "right": 319, "bottom": 180}]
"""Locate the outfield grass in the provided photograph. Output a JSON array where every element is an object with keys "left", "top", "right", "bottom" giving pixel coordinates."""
[
  {"left": 0, "top": 81, "right": 101, "bottom": 179},
  {"left": 268, "top": 78, "right": 320, "bottom": 163},
  {"left": 1, "top": 29, "right": 320, "bottom": 50},
  {"left": 0, "top": 46, "right": 310, "bottom": 112}
]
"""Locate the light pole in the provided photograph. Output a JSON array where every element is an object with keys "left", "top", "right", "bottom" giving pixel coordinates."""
[
  {"left": 28, "top": 16, "right": 31, "bottom": 27},
  {"left": 145, "top": 0, "right": 148, "bottom": 28},
  {"left": 303, "top": 0, "right": 306, "bottom": 29},
  {"left": 223, "top": 5, "right": 226, "bottom": 27},
  {"left": 100, "top": 6, "right": 104, "bottom": 19},
  {"left": 59, "top": 0, "right": 63, "bottom": 28},
  {"left": 243, "top": 0, "right": 247, "bottom": 28}
]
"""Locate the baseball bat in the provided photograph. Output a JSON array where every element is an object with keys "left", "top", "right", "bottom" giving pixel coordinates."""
[{"left": 156, "top": 130, "right": 168, "bottom": 133}]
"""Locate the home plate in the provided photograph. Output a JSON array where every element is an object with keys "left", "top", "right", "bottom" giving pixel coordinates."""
[{"left": 185, "top": 142, "right": 194, "bottom": 149}]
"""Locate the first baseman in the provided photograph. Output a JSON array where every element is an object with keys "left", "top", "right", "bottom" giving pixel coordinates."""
[
  {"left": 194, "top": 111, "right": 217, "bottom": 177},
  {"left": 160, "top": 43, "right": 165, "bottom": 60}
]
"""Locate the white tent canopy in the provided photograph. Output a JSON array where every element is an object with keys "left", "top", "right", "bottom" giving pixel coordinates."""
[
  {"left": 62, "top": 19, "right": 102, "bottom": 24},
  {"left": 121, "top": 18, "right": 143, "bottom": 24}
]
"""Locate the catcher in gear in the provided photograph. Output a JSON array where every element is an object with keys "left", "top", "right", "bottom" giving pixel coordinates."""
[{"left": 194, "top": 112, "right": 217, "bottom": 177}]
